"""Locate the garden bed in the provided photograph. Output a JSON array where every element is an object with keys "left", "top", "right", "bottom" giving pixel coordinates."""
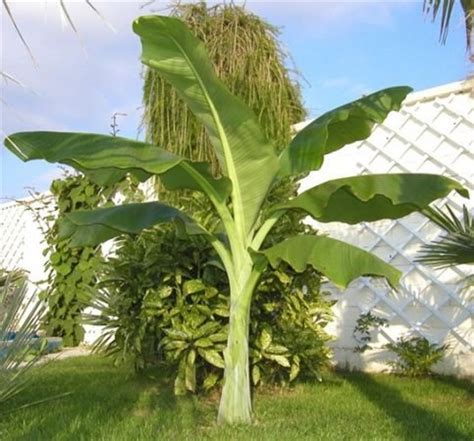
[{"left": 0, "top": 356, "right": 472, "bottom": 440}]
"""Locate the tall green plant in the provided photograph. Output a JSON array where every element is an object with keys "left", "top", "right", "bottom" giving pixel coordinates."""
[
  {"left": 4, "top": 16, "right": 469, "bottom": 424},
  {"left": 128, "top": 2, "right": 327, "bottom": 390}
]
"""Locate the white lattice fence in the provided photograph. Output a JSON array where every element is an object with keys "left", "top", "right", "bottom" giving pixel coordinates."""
[
  {"left": 299, "top": 80, "right": 473, "bottom": 376},
  {"left": 0, "top": 196, "right": 49, "bottom": 322},
  {"left": 0, "top": 198, "right": 48, "bottom": 282}
]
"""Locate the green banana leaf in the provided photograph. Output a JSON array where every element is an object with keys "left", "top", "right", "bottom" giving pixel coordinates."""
[
  {"left": 160, "top": 162, "right": 231, "bottom": 204},
  {"left": 133, "top": 15, "right": 279, "bottom": 237},
  {"left": 4, "top": 131, "right": 231, "bottom": 200},
  {"left": 261, "top": 235, "right": 401, "bottom": 289},
  {"left": 277, "top": 174, "right": 468, "bottom": 224},
  {"left": 279, "top": 86, "right": 412, "bottom": 177},
  {"left": 58, "top": 202, "right": 209, "bottom": 247}
]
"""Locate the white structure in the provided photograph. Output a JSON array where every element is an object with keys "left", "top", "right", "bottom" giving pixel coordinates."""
[
  {"left": 0, "top": 197, "right": 49, "bottom": 286},
  {"left": 1, "top": 80, "right": 473, "bottom": 375},
  {"left": 299, "top": 80, "right": 473, "bottom": 376}
]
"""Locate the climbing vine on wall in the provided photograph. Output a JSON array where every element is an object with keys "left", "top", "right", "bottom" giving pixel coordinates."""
[
  {"left": 33, "top": 112, "right": 142, "bottom": 346},
  {"left": 40, "top": 170, "right": 144, "bottom": 347},
  {"left": 40, "top": 174, "right": 108, "bottom": 346}
]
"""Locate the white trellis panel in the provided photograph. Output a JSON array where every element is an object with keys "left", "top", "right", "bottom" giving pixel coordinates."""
[
  {"left": 299, "top": 80, "right": 473, "bottom": 376},
  {"left": 0, "top": 198, "right": 48, "bottom": 283},
  {"left": 0, "top": 196, "right": 50, "bottom": 320}
]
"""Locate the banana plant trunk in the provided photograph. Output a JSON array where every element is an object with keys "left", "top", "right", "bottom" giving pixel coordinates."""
[{"left": 217, "top": 267, "right": 256, "bottom": 425}]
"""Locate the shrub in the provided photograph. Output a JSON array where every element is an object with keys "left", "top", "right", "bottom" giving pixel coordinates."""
[
  {"left": 88, "top": 219, "right": 333, "bottom": 393},
  {"left": 386, "top": 336, "right": 448, "bottom": 376},
  {"left": 353, "top": 311, "right": 389, "bottom": 353}
]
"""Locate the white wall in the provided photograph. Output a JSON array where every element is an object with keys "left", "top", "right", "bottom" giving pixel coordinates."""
[{"left": 299, "top": 80, "right": 473, "bottom": 376}]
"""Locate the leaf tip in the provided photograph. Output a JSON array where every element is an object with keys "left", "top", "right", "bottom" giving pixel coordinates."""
[{"left": 456, "top": 187, "right": 470, "bottom": 199}]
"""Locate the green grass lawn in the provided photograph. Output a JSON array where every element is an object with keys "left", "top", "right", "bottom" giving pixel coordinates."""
[{"left": 1, "top": 356, "right": 472, "bottom": 441}]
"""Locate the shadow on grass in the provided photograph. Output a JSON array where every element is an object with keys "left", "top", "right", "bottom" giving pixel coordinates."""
[
  {"left": 431, "top": 374, "right": 474, "bottom": 398},
  {"left": 0, "top": 357, "right": 183, "bottom": 440},
  {"left": 343, "top": 372, "right": 472, "bottom": 441}
]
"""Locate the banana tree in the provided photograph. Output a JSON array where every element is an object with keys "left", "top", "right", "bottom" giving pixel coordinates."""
[{"left": 3, "top": 16, "right": 468, "bottom": 424}]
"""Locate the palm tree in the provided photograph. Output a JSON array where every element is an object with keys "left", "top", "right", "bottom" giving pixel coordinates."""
[
  {"left": 423, "top": 0, "right": 474, "bottom": 60},
  {"left": 2, "top": 0, "right": 112, "bottom": 84},
  {"left": 417, "top": 204, "right": 474, "bottom": 268}
]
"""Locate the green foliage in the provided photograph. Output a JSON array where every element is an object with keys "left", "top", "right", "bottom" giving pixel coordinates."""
[
  {"left": 276, "top": 174, "right": 467, "bottom": 224},
  {"left": 262, "top": 235, "right": 401, "bottom": 289},
  {"left": 353, "top": 311, "right": 389, "bottom": 353},
  {"left": 417, "top": 204, "right": 474, "bottom": 268},
  {"left": 40, "top": 174, "right": 107, "bottom": 346},
  {"left": 250, "top": 264, "right": 333, "bottom": 386},
  {"left": 40, "top": 162, "right": 144, "bottom": 347},
  {"left": 4, "top": 14, "right": 468, "bottom": 424},
  {"left": 386, "top": 336, "right": 448, "bottom": 377},
  {"left": 88, "top": 224, "right": 228, "bottom": 377},
  {"left": 278, "top": 87, "right": 410, "bottom": 177},
  {"left": 88, "top": 216, "right": 332, "bottom": 393}
]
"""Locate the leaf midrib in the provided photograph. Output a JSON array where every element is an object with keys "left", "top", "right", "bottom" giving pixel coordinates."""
[{"left": 168, "top": 33, "right": 246, "bottom": 243}]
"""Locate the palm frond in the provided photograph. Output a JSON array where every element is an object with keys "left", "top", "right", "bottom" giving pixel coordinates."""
[
  {"left": 423, "top": 0, "right": 474, "bottom": 58},
  {"left": 0, "top": 274, "right": 46, "bottom": 406},
  {"left": 85, "top": 0, "right": 116, "bottom": 33},
  {"left": 3, "top": 0, "right": 113, "bottom": 67},
  {"left": 2, "top": 0, "right": 37, "bottom": 66},
  {"left": 417, "top": 204, "right": 474, "bottom": 268}
]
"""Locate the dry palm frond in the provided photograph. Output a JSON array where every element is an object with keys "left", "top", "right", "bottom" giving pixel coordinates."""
[
  {"left": 143, "top": 2, "right": 306, "bottom": 174},
  {"left": 142, "top": 3, "right": 306, "bottom": 209},
  {"left": 85, "top": 0, "right": 116, "bottom": 33},
  {"left": 2, "top": 0, "right": 113, "bottom": 67},
  {"left": 2, "top": 0, "right": 37, "bottom": 66}
]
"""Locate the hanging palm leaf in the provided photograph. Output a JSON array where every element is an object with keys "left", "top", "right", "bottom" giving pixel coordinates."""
[
  {"left": 423, "top": 0, "right": 474, "bottom": 59},
  {"left": 417, "top": 204, "right": 474, "bottom": 268}
]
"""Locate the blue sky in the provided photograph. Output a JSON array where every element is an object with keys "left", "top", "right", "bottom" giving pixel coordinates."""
[{"left": 1, "top": 1, "right": 471, "bottom": 200}]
